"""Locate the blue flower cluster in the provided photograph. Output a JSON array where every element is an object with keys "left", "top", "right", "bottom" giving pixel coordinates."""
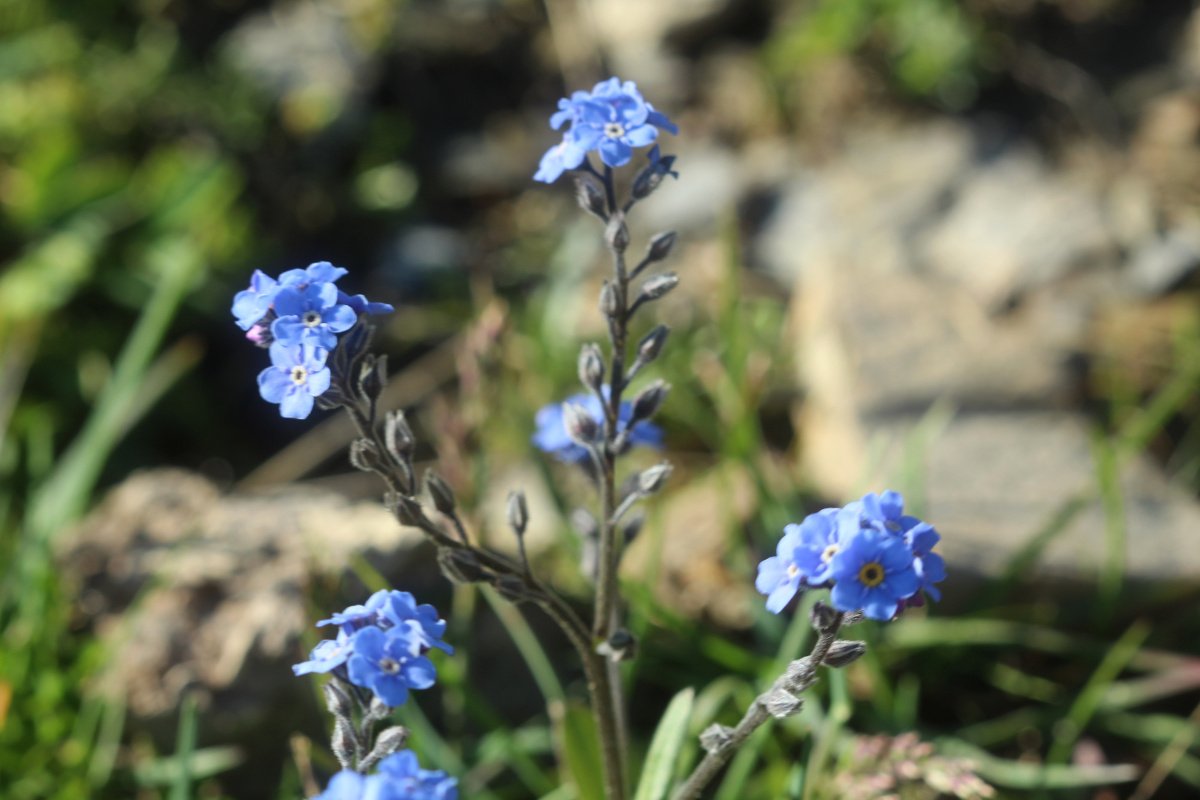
[
  {"left": 315, "top": 751, "right": 457, "bottom": 800},
  {"left": 534, "top": 77, "right": 678, "bottom": 184},
  {"left": 756, "top": 491, "right": 946, "bottom": 622},
  {"left": 231, "top": 262, "right": 393, "bottom": 419},
  {"left": 293, "top": 590, "right": 453, "bottom": 708},
  {"left": 532, "top": 389, "right": 663, "bottom": 463}
]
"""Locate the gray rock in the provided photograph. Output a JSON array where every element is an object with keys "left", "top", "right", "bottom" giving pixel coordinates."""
[{"left": 1125, "top": 225, "right": 1200, "bottom": 296}]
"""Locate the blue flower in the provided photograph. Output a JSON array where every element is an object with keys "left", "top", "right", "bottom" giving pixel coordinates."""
[
  {"left": 270, "top": 281, "right": 357, "bottom": 349},
  {"left": 320, "top": 591, "right": 453, "bottom": 657},
  {"left": 347, "top": 626, "right": 437, "bottom": 708},
  {"left": 278, "top": 260, "right": 349, "bottom": 290},
  {"left": 532, "top": 389, "right": 663, "bottom": 463},
  {"left": 829, "top": 526, "right": 919, "bottom": 621},
  {"left": 232, "top": 270, "right": 281, "bottom": 330},
  {"left": 313, "top": 770, "right": 382, "bottom": 800},
  {"left": 905, "top": 522, "right": 946, "bottom": 603},
  {"left": 292, "top": 630, "right": 354, "bottom": 676},
  {"left": 533, "top": 77, "right": 678, "bottom": 182},
  {"left": 339, "top": 290, "right": 395, "bottom": 317},
  {"left": 756, "top": 507, "right": 854, "bottom": 613},
  {"left": 378, "top": 750, "right": 459, "bottom": 799},
  {"left": 258, "top": 341, "right": 331, "bottom": 419}
]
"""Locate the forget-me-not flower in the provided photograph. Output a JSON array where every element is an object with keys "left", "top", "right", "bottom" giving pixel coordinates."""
[
  {"left": 347, "top": 626, "right": 437, "bottom": 708},
  {"left": 292, "top": 630, "right": 354, "bottom": 677},
  {"left": 257, "top": 341, "right": 332, "bottom": 420},
  {"left": 829, "top": 526, "right": 920, "bottom": 622},
  {"left": 378, "top": 750, "right": 459, "bottom": 799},
  {"left": 270, "top": 281, "right": 357, "bottom": 350}
]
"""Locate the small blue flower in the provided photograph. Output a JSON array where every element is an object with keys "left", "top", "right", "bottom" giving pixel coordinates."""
[
  {"left": 320, "top": 590, "right": 454, "bottom": 657},
  {"left": 339, "top": 290, "right": 395, "bottom": 317},
  {"left": 829, "top": 526, "right": 919, "bottom": 621},
  {"left": 532, "top": 389, "right": 663, "bottom": 463},
  {"left": 533, "top": 77, "right": 678, "bottom": 182},
  {"left": 905, "top": 522, "right": 946, "bottom": 603},
  {"left": 258, "top": 341, "right": 331, "bottom": 419},
  {"left": 313, "top": 770, "right": 381, "bottom": 800},
  {"left": 378, "top": 750, "right": 459, "bottom": 799},
  {"left": 278, "top": 260, "right": 349, "bottom": 289},
  {"left": 232, "top": 270, "right": 281, "bottom": 330},
  {"left": 347, "top": 626, "right": 437, "bottom": 708},
  {"left": 292, "top": 630, "right": 354, "bottom": 676},
  {"left": 271, "top": 281, "right": 357, "bottom": 349}
]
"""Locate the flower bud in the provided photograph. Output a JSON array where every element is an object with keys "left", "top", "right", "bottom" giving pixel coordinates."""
[
  {"left": 631, "top": 151, "right": 678, "bottom": 201},
  {"left": 388, "top": 493, "right": 426, "bottom": 527},
  {"left": 349, "top": 438, "right": 386, "bottom": 474},
  {"left": 622, "top": 514, "right": 643, "bottom": 545},
  {"left": 637, "top": 272, "right": 679, "bottom": 303},
  {"left": 424, "top": 470, "right": 456, "bottom": 515},
  {"left": 605, "top": 212, "right": 630, "bottom": 253},
  {"left": 822, "top": 640, "right": 867, "bottom": 668},
  {"left": 323, "top": 681, "right": 353, "bottom": 720},
  {"left": 575, "top": 175, "right": 607, "bottom": 220},
  {"left": 332, "top": 719, "right": 357, "bottom": 769},
  {"left": 578, "top": 343, "right": 605, "bottom": 394},
  {"left": 357, "top": 353, "right": 387, "bottom": 405},
  {"left": 506, "top": 490, "right": 529, "bottom": 536},
  {"left": 810, "top": 601, "right": 839, "bottom": 632},
  {"left": 630, "top": 380, "right": 669, "bottom": 424},
  {"left": 563, "top": 402, "right": 600, "bottom": 446},
  {"left": 636, "top": 325, "right": 669, "bottom": 365},
  {"left": 644, "top": 231, "right": 677, "bottom": 264},
  {"left": 637, "top": 462, "right": 673, "bottom": 495},
  {"left": 597, "top": 628, "right": 637, "bottom": 662},
  {"left": 599, "top": 281, "right": 620, "bottom": 319},
  {"left": 495, "top": 573, "right": 530, "bottom": 603},
  {"left": 384, "top": 410, "right": 415, "bottom": 460},
  {"left": 437, "top": 547, "right": 486, "bottom": 584}
]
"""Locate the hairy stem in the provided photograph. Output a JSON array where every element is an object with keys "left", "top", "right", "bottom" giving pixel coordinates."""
[{"left": 671, "top": 614, "right": 851, "bottom": 800}]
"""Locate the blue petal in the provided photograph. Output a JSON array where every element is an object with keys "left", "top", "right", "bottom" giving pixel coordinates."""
[
  {"left": 755, "top": 557, "right": 785, "bottom": 594},
  {"left": 646, "top": 106, "right": 678, "bottom": 134},
  {"left": 598, "top": 137, "right": 632, "bottom": 167},
  {"left": 305, "top": 261, "right": 348, "bottom": 284},
  {"left": 258, "top": 368, "right": 290, "bottom": 403},
  {"left": 404, "top": 655, "right": 437, "bottom": 690},
  {"left": 765, "top": 579, "right": 800, "bottom": 614},
  {"left": 325, "top": 304, "right": 357, "bottom": 333},
  {"left": 307, "top": 366, "right": 331, "bottom": 397},
  {"left": 831, "top": 578, "right": 869, "bottom": 613},
  {"left": 861, "top": 594, "right": 899, "bottom": 621},
  {"left": 624, "top": 123, "right": 658, "bottom": 147},
  {"left": 279, "top": 389, "right": 314, "bottom": 419},
  {"left": 534, "top": 142, "right": 568, "bottom": 183},
  {"left": 272, "top": 287, "right": 306, "bottom": 317},
  {"left": 271, "top": 317, "right": 305, "bottom": 345},
  {"left": 372, "top": 674, "right": 409, "bottom": 707}
]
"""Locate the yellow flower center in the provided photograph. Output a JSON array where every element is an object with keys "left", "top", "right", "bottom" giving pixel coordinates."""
[
  {"left": 786, "top": 564, "right": 800, "bottom": 578},
  {"left": 604, "top": 122, "right": 625, "bottom": 139},
  {"left": 858, "top": 561, "right": 885, "bottom": 588},
  {"left": 302, "top": 310, "right": 322, "bottom": 328},
  {"left": 290, "top": 365, "right": 308, "bottom": 386}
]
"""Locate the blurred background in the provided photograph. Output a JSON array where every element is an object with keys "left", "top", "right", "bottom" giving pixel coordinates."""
[{"left": 3, "top": 0, "right": 1200, "bottom": 798}]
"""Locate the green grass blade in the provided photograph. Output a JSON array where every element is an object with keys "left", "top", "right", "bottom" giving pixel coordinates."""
[
  {"left": 633, "top": 687, "right": 694, "bottom": 800},
  {"left": 169, "top": 692, "right": 197, "bottom": 800}
]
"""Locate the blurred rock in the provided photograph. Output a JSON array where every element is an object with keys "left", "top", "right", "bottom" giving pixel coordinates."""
[
  {"left": 1125, "top": 225, "right": 1200, "bottom": 296},
  {"left": 59, "top": 469, "right": 428, "bottom": 740}
]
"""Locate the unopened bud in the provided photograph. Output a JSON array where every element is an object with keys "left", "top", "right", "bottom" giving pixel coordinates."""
[
  {"left": 358, "top": 353, "right": 387, "bottom": 404},
  {"left": 810, "top": 601, "right": 839, "bottom": 632},
  {"left": 636, "top": 325, "right": 669, "bottom": 365},
  {"left": 597, "top": 629, "right": 637, "bottom": 662},
  {"left": 599, "top": 281, "right": 620, "bottom": 318},
  {"left": 323, "top": 682, "right": 353, "bottom": 720},
  {"left": 637, "top": 462, "right": 673, "bottom": 495},
  {"left": 331, "top": 719, "right": 357, "bottom": 769},
  {"left": 605, "top": 212, "right": 630, "bottom": 253},
  {"left": 349, "top": 438, "right": 386, "bottom": 473},
  {"left": 575, "top": 175, "right": 607, "bottom": 220},
  {"left": 437, "top": 547, "right": 486, "bottom": 584},
  {"left": 630, "top": 380, "right": 669, "bottom": 423},
  {"left": 644, "top": 231, "right": 677, "bottom": 264},
  {"left": 699, "top": 723, "right": 735, "bottom": 755},
  {"left": 384, "top": 410, "right": 415, "bottom": 459},
  {"left": 763, "top": 687, "right": 803, "bottom": 719},
  {"left": 571, "top": 508, "right": 598, "bottom": 540},
  {"left": 822, "top": 640, "right": 867, "bottom": 668},
  {"left": 507, "top": 490, "right": 529, "bottom": 536},
  {"left": 495, "top": 573, "right": 530, "bottom": 603},
  {"left": 578, "top": 343, "right": 605, "bottom": 394},
  {"left": 424, "top": 471, "right": 456, "bottom": 515},
  {"left": 359, "top": 725, "right": 409, "bottom": 770},
  {"left": 388, "top": 493, "right": 425, "bottom": 527},
  {"left": 563, "top": 402, "right": 600, "bottom": 446},
  {"left": 637, "top": 272, "right": 679, "bottom": 303}
]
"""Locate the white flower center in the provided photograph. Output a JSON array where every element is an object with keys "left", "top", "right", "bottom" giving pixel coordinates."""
[
  {"left": 302, "top": 310, "right": 322, "bottom": 328},
  {"left": 820, "top": 544, "right": 840, "bottom": 563},
  {"left": 786, "top": 564, "right": 800, "bottom": 578},
  {"left": 290, "top": 366, "right": 308, "bottom": 386},
  {"left": 378, "top": 657, "right": 401, "bottom": 675},
  {"left": 604, "top": 122, "right": 625, "bottom": 139}
]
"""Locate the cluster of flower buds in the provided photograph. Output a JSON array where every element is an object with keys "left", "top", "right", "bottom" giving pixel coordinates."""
[
  {"left": 231, "top": 261, "right": 392, "bottom": 419},
  {"left": 756, "top": 491, "right": 946, "bottom": 621}
]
